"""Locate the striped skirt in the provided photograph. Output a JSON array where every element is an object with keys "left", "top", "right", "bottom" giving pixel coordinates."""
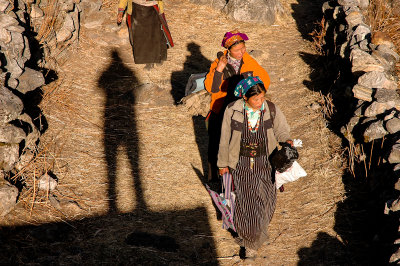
[{"left": 232, "top": 114, "right": 277, "bottom": 250}]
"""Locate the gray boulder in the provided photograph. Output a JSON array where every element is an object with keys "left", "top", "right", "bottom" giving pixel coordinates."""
[
  {"left": 358, "top": 0, "right": 369, "bottom": 10},
  {"left": 351, "top": 48, "right": 384, "bottom": 73},
  {"left": 376, "top": 44, "right": 400, "bottom": 62},
  {"left": 81, "top": 10, "right": 105, "bottom": 29},
  {"left": 223, "top": 0, "right": 283, "bottom": 25},
  {"left": 358, "top": 71, "right": 398, "bottom": 90},
  {"left": 56, "top": 13, "right": 76, "bottom": 42},
  {"left": 59, "top": 0, "right": 75, "bottom": 12},
  {"left": 0, "top": 28, "right": 11, "bottom": 44},
  {"left": 384, "top": 196, "right": 400, "bottom": 214},
  {"left": 0, "top": 86, "right": 23, "bottom": 123},
  {"left": 38, "top": 173, "right": 58, "bottom": 191},
  {"left": 385, "top": 117, "right": 400, "bottom": 134},
  {"left": 374, "top": 88, "right": 399, "bottom": 103},
  {"left": 364, "top": 101, "right": 394, "bottom": 117},
  {"left": 345, "top": 11, "right": 364, "bottom": 29},
  {"left": 30, "top": 5, "right": 44, "bottom": 18},
  {"left": 7, "top": 25, "right": 24, "bottom": 33},
  {"left": 352, "top": 84, "right": 373, "bottom": 101},
  {"left": 0, "top": 0, "right": 10, "bottom": 12},
  {"left": 322, "top": 1, "right": 336, "bottom": 13},
  {"left": 0, "top": 182, "right": 18, "bottom": 216},
  {"left": 16, "top": 67, "right": 45, "bottom": 93},
  {"left": 338, "top": 0, "right": 359, "bottom": 7},
  {"left": 0, "top": 13, "right": 19, "bottom": 28},
  {"left": 79, "top": 0, "right": 102, "bottom": 18},
  {"left": 390, "top": 248, "right": 400, "bottom": 264},
  {"left": 389, "top": 143, "right": 400, "bottom": 164},
  {"left": 0, "top": 123, "right": 25, "bottom": 144},
  {"left": 4, "top": 57, "right": 23, "bottom": 78},
  {"left": 18, "top": 113, "right": 40, "bottom": 150},
  {"left": 349, "top": 23, "right": 371, "bottom": 51},
  {"left": 363, "top": 120, "right": 387, "bottom": 142},
  {"left": 0, "top": 143, "right": 19, "bottom": 171}
]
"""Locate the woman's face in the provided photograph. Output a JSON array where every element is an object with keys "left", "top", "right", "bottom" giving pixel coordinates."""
[
  {"left": 229, "top": 42, "right": 246, "bottom": 60},
  {"left": 244, "top": 92, "right": 265, "bottom": 110}
]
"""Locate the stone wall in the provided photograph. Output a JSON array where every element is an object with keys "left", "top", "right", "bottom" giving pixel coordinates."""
[
  {"left": 322, "top": 0, "right": 400, "bottom": 263},
  {"left": 189, "top": 0, "right": 283, "bottom": 25},
  {"left": 0, "top": 0, "right": 44, "bottom": 216},
  {"left": 0, "top": 0, "right": 91, "bottom": 216}
]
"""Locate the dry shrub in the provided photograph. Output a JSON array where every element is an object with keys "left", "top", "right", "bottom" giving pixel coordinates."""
[
  {"left": 309, "top": 17, "right": 327, "bottom": 55},
  {"left": 318, "top": 91, "right": 334, "bottom": 119},
  {"left": 368, "top": 0, "right": 400, "bottom": 76}
]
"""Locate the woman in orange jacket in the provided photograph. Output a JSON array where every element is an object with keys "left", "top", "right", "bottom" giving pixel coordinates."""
[{"left": 204, "top": 30, "right": 270, "bottom": 181}]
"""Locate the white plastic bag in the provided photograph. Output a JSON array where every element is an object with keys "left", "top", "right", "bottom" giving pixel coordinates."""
[{"left": 275, "top": 160, "right": 307, "bottom": 189}]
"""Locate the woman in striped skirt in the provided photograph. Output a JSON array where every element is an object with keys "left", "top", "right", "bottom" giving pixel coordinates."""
[{"left": 218, "top": 76, "right": 292, "bottom": 259}]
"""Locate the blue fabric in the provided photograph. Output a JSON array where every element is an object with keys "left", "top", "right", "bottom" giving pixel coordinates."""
[{"left": 234, "top": 76, "right": 264, "bottom": 97}]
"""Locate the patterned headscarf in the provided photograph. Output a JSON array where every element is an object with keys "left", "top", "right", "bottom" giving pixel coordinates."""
[
  {"left": 221, "top": 30, "right": 249, "bottom": 49},
  {"left": 234, "top": 76, "right": 264, "bottom": 98}
]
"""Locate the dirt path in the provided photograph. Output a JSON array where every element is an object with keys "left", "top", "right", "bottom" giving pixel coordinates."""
[{"left": 2, "top": 0, "right": 350, "bottom": 264}]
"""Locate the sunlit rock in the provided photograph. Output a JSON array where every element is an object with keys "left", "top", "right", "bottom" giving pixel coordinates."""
[
  {"left": 358, "top": 71, "right": 398, "bottom": 90},
  {"left": 0, "top": 86, "right": 23, "bottom": 123},
  {"left": 352, "top": 84, "right": 373, "bottom": 101},
  {"left": 38, "top": 173, "right": 58, "bottom": 192},
  {"left": 0, "top": 182, "right": 18, "bottom": 216},
  {"left": 351, "top": 48, "right": 384, "bottom": 73},
  {"left": 363, "top": 120, "right": 388, "bottom": 142},
  {"left": 16, "top": 67, "right": 45, "bottom": 94}
]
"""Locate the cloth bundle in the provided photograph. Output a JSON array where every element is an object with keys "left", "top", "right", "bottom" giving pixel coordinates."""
[
  {"left": 273, "top": 139, "right": 307, "bottom": 189},
  {"left": 270, "top": 142, "right": 299, "bottom": 173}
]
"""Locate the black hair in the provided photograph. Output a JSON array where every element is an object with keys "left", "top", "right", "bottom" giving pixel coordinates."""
[
  {"left": 228, "top": 40, "right": 245, "bottom": 50},
  {"left": 244, "top": 83, "right": 266, "bottom": 99}
]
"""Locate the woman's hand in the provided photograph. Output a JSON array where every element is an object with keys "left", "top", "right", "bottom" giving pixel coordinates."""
[
  {"left": 216, "top": 54, "right": 227, "bottom": 72},
  {"left": 117, "top": 12, "right": 124, "bottom": 25},
  {"left": 219, "top": 167, "right": 229, "bottom": 176}
]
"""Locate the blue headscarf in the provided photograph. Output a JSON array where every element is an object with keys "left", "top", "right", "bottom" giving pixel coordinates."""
[{"left": 234, "top": 76, "right": 264, "bottom": 98}]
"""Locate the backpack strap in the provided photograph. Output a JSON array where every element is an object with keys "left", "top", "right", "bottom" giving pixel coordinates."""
[{"left": 266, "top": 100, "right": 276, "bottom": 126}]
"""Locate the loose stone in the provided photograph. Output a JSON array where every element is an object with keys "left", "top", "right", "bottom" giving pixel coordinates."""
[
  {"left": 351, "top": 48, "right": 384, "bottom": 73},
  {"left": 352, "top": 84, "right": 373, "bottom": 101},
  {"left": 363, "top": 120, "right": 388, "bottom": 142},
  {"left": 389, "top": 143, "right": 400, "bottom": 164},
  {"left": 358, "top": 71, "right": 398, "bottom": 90},
  {"left": 385, "top": 118, "right": 400, "bottom": 134},
  {"left": 0, "top": 183, "right": 18, "bottom": 216}
]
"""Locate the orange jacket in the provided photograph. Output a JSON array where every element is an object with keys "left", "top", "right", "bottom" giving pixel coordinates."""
[{"left": 204, "top": 51, "right": 270, "bottom": 114}]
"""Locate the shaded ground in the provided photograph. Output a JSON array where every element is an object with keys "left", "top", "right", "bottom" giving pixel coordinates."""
[{"left": 1, "top": 0, "right": 387, "bottom": 264}]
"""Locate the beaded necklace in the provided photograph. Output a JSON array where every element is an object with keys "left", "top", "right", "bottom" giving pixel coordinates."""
[{"left": 244, "top": 101, "right": 264, "bottom": 133}]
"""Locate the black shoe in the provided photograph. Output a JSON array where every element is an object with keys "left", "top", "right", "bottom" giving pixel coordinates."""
[{"left": 239, "top": 246, "right": 246, "bottom": 260}]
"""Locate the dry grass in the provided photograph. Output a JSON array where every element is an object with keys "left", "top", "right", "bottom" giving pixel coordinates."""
[
  {"left": 1, "top": 0, "right": 377, "bottom": 264},
  {"left": 368, "top": 0, "right": 400, "bottom": 77},
  {"left": 309, "top": 17, "right": 327, "bottom": 55}
]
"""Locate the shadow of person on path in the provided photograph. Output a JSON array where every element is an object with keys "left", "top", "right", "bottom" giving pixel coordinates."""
[
  {"left": 170, "top": 42, "right": 212, "bottom": 104},
  {"left": 297, "top": 232, "right": 348, "bottom": 265},
  {"left": 97, "top": 49, "right": 146, "bottom": 213},
  {"left": 0, "top": 49, "right": 220, "bottom": 265},
  {"left": 191, "top": 115, "right": 209, "bottom": 183},
  {"left": 171, "top": 42, "right": 212, "bottom": 181},
  {"left": 293, "top": 1, "right": 399, "bottom": 264}
]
